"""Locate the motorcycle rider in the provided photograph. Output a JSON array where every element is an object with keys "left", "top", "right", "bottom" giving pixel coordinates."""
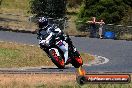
[{"left": 37, "top": 17, "right": 69, "bottom": 64}]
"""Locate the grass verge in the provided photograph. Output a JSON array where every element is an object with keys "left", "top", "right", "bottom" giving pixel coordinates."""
[
  {"left": 0, "top": 42, "right": 94, "bottom": 68},
  {"left": 0, "top": 74, "right": 131, "bottom": 88},
  {"left": 120, "top": 33, "right": 132, "bottom": 41},
  {"left": 0, "top": 0, "right": 85, "bottom": 36}
]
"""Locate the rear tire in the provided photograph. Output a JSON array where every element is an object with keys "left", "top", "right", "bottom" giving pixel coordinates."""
[{"left": 49, "top": 49, "right": 65, "bottom": 69}]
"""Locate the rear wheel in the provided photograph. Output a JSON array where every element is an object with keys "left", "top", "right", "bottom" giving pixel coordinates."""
[{"left": 49, "top": 48, "right": 65, "bottom": 69}]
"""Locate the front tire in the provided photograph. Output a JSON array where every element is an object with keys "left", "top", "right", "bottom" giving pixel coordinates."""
[
  {"left": 71, "top": 57, "right": 83, "bottom": 68},
  {"left": 71, "top": 51, "right": 83, "bottom": 68},
  {"left": 49, "top": 48, "right": 65, "bottom": 69}
]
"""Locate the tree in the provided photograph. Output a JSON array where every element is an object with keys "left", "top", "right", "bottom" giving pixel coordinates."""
[
  {"left": 77, "top": 0, "right": 130, "bottom": 24},
  {"left": 123, "top": 0, "right": 132, "bottom": 7},
  {"left": 30, "top": 0, "right": 66, "bottom": 18},
  {"left": 0, "top": 0, "right": 3, "bottom": 6},
  {"left": 67, "top": 0, "right": 83, "bottom": 8}
]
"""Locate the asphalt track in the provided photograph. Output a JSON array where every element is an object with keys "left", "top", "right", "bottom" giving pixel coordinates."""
[{"left": 0, "top": 31, "right": 132, "bottom": 73}]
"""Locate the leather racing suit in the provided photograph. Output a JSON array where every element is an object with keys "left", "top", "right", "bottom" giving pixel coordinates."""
[{"left": 38, "top": 25, "right": 69, "bottom": 63}]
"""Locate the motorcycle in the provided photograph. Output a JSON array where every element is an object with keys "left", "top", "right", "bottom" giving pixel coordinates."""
[{"left": 37, "top": 29, "right": 83, "bottom": 69}]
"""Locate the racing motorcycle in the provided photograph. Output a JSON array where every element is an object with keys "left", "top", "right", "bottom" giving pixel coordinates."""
[{"left": 37, "top": 29, "right": 83, "bottom": 69}]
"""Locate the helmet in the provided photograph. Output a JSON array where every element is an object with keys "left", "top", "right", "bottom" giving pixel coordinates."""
[{"left": 38, "top": 17, "right": 48, "bottom": 28}]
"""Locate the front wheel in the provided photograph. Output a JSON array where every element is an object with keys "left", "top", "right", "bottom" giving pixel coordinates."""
[
  {"left": 49, "top": 48, "right": 65, "bottom": 69},
  {"left": 71, "top": 51, "right": 83, "bottom": 68}
]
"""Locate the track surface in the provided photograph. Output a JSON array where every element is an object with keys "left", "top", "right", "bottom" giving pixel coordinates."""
[{"left": 0, "top": 31, "right": 132, "bottom": 73}]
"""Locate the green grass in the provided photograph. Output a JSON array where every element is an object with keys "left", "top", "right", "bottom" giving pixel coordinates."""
[
  {"left": 0, "top": 42, "right": 53, "bottom": 67},
  {"left": 0, "top": 42, "right": 94, "bottom": 68},
  {"left": 0, "top": 48, "right": 20, "bottom": 59},
  {"left": 0, "top": 48, "right": 21, "bottom": 67},
  {"left": 2, "top": 0, "right": 29, "bottom": 9}
]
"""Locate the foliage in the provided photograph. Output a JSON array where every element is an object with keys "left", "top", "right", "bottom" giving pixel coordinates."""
[
  {"left": 123, "top": 0, "right": 132, "bottom": 7},
  {"left": 0, "top": 0, "right": 3, "bottom": 6},
  {"left": 67, "top": 0, "right": 83, "bottom": 8},
  {"left": 77, "top": 0, "right": 130, "bottom": 24},
  {"left": 30, "top": 0, "right": 66, "bottom": 18}
]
